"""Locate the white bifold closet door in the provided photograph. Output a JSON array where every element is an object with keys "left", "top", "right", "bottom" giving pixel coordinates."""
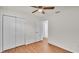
[
  {"left": 15, "top": 18, "right": 25, "bottom": 46},
  {"left": 3, "top": 15, "right": 16, "bottom": 50},
  {"left": 3, "top": 15, "right": 25, "bottom": 51}
]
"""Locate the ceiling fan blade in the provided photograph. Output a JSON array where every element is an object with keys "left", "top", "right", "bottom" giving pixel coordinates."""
[
  {"left": 42, "top": 11, "right": 45, "bottom": 14},
  {"left": 31, "top": 6, "right": 42, "bottom": 8},
  {"left": 32, "top": 10, "right": 38, "bottom": 13},
  {"left": 44, "top": 7, "right": 55, "bottom": 9},
  {"left": 31, "top": 6, "right": 55, "bottom": 9},
  {"left": 55, "top": 11, "right": 60, "bottom": 14}
]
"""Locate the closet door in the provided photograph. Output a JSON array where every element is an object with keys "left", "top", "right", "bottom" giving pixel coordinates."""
[
  {"left": 3, "top": 15, "right": 15, "bottom": 50},
  {"left": 15, "top": 18, "right": 25, "bottom": 46}
]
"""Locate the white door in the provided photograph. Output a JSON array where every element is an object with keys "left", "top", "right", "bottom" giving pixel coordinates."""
[
  {"left": 3, "top": 15, "right": 16, "bottom": 50},
  {"left": 43, "top": 20, "right": 48, "bottom": 38},
  {"left": 15, "top": 18, "right": 25, "bottom": 46}
]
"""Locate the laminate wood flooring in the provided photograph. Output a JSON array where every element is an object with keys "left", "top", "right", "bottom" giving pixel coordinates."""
[{"left": 2, "top": 39, "right": 71, "bottom": 53}]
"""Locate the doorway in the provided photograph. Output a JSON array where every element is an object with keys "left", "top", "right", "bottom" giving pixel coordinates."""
[{"left": 43, "top": 20, "right": 48, "bottom": 38}]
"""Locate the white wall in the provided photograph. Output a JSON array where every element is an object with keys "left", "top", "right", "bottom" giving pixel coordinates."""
[
  {"left": 48, "top": 7, "right": 79, "bottom": 52},
  {"left": 0, "top": 7, "right": 42, "bottom": 52},
  {"left": 0, "top": 8, "right": 2, "bottom": 52}
]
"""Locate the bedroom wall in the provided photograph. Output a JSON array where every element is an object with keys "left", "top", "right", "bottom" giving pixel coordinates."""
[
  {"left": 48, "top": 6, "right": 79, "bottom": 52},
  {"left": 0, "top": 7, "right": 42, "bottom": 52}
]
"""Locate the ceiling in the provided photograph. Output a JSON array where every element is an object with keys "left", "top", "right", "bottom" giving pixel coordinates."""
[
  {"left": 0, "top": 6, "right": 61, "bottom": 16},
  {"left": 0, "top": 6, "right": 79, "bottom": 20}
]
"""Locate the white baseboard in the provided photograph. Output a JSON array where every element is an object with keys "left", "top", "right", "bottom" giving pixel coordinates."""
[{"left": 25, "top": 40, "right": 41, "bottom": 45}]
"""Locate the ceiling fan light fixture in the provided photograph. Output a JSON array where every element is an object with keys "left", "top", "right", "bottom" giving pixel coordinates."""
[{"left": 38, "top": 9, "right": 43, "bottom": 13}]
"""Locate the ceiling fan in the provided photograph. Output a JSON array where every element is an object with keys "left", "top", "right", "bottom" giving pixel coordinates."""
[{"left": 31, "top": 6, "right": 55, "bottom": 14}]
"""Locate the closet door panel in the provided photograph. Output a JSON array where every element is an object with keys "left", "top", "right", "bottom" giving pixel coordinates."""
[
  {"left": 15, "top": 18, "right": 25, "bottom": 46},
  {"left": 3, "top": 16, "right": 15, "bottom": 50}
]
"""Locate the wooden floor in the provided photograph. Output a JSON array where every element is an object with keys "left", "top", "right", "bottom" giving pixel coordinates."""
[{"left": 2, "top": 39, "right": 71, "bottom": 53}]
